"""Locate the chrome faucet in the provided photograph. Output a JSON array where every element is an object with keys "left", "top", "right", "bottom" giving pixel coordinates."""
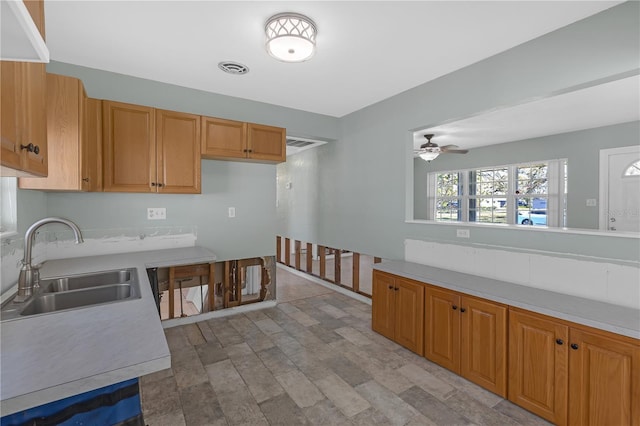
[{"left": 16, "top": 217, "right": 84, "bottom": 302}]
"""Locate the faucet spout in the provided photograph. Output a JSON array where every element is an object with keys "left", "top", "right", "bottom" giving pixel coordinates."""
[{"left": 16, "top": 217, "right": 84, "bottom": 302}]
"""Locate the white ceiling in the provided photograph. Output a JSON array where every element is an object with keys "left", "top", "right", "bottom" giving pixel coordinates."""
[
  {"left": 44, "top": 1, "right": 623, "bottom": 118},
  {"left": 414, "top": 74, "right": 640, "bottom": 150}
]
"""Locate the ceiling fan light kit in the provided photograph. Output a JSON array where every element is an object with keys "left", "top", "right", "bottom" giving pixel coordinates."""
[
  {"left": 416, "top": 134, "right": 469, "bottom": 162},
  {"left": 265, "top": 12, "right": 317, "bottom": 62}
]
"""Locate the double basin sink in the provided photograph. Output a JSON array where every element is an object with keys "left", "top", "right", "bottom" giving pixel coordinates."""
[{"left": 1, "top": 268, "right": 141, "bottom": 320}]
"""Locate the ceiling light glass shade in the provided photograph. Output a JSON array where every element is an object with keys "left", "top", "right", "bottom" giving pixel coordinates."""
[
  {"left": 265, "top": 13, "right": 317, "bottom": 62},
  {"left": 419, "top": 151, "right": 440, "bottom": 162}
]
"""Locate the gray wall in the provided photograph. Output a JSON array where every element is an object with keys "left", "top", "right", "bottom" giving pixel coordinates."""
[
  {"left": 277, "top": 2, "right": 640, "bottom": 263},
  {"left": 413, "top": 121, "right": 640, "bottom": 229}
]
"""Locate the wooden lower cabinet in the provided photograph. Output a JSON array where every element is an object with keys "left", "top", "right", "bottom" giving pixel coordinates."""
[
  {"left": 568, "top": 327, "right": 640, "bottom": 426},
  {"left": 509, "top": 308, "right": 569, "bottom": 424},
  {"left": 509, "top": 308, "right": 640, "bottom": 426},
  {"left": 425, "top": 286, "right": 507, "bottom": 397},
  {"left": 372, "top": 271, "right": 424, "bottom": 355}
]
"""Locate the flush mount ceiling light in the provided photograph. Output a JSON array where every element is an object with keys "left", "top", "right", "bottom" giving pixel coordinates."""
[{"left": 265, "top": 12, "right": 317, "bottom": 63}]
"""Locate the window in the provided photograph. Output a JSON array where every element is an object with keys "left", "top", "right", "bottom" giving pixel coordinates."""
[
  {"left": 623, "top": 160, "right": 640, "bottom": 176},
  {"left": 1, "top": 177, "right": 17, "bottom": 237},
  {"left": 427, "top": 160, "right": 567, "bottom": 227}
]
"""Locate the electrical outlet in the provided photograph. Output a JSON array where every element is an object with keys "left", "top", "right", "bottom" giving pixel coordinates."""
[
  {"left": 456, "top": 229, "right": 470, "bottom": 238},
  {"left": 228, "top": 207, "right": 236, "bottom": 218},
  {"left": 586, "top": 199, "right": 597, "bottom": 207},
  {"left": 147, "top": 208, "right": 166, "bottom": 220}
]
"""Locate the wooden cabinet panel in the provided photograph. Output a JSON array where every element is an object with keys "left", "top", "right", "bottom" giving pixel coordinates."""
[
  {"left": 20, "top": 74, "right": 82, "bottom": 190},
  {"left": 103, "top": 101, "right": 155, "bottom": 192},
  {"left": 372, "top": 271, "right": 396, "bottom": 341},
  {"left": 461, "top": 296, "right": 507, "bottom": 397},
  {"left": 569, "top": 327, "right": 640, "bottom": 426},
  {"left": 247, "top": 123, "right": 285, "bottom": 162},
  {"left": 394, "top": 278, "right": 424, "bottom": 355},
  {"left": 156, "top": 109, "right": 201, "bottom": 194},
  {"left": 83, "top": 97, "right": 102, "bottom": 191},
  {"left": 509, "top": 308, "right": 569, "bottom": 425},
  {"left": 1, "top": 0, "right": 47, "bottom": 177},
  {"left": 201, "top": 118, "right": 285, "bottom": 163},
  {"left": 372, "top": 271, "right": 424, "bottom": 354},
  {"left": 1, "top": 62, "right": 23, "bottom": 170},
  {"left": 201, "top": 117, "right": 246, "bottom": 159},
  {"left": 425, "top": 286, "right": 460, "bottom": 371}
]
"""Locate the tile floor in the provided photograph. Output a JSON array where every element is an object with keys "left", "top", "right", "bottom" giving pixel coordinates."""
[{"left": 140, "top": 266, "right": 550, "bottom": 426}]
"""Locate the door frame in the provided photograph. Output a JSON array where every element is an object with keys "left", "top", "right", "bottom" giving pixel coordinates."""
[{"left": 598, "top": 145, "right": 640, "bottom": 230}]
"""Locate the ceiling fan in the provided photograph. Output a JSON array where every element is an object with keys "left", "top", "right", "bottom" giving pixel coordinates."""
[{"left": 414, "top": 134, "right": 468, "bottom": 162}]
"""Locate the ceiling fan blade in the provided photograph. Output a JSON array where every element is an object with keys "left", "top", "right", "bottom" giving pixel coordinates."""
[
  {"left": 439, "top": 144, "right": 459, "bottom": 150},
  {"left": 442, "top": 149, "right": 469, "bottom": 154}
]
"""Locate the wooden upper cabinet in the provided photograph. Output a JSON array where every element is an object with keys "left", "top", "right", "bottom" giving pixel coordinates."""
[
  {"left": 0, "top": 0, "right": 47, "bottom": 177},
  {"left": 83, "top": 97, "right": 102, "bottom": 191},
  {"left": 103, "top": 101, "right": 155, "bottom": 192},
  {"left": 156, "top": 109, "right": 200, "bottom": 194},
  {"left": 201, "top": 117, "right": 246, "bottom": 159},
  {"left": 247, "top": 123, "right": 285, "bottom": 162},
  {"left": 20, "top": 73, "right": 101, "bottom": 191},
  {"left": 103, "top": 101, "right": 200, "bottom": 194},
  {"left": 509, "top": 308, "right": 569, "bottom": 425},
  {"left": 568, "top": 327, "right": 640, "bottom": 426},
  {"left": 201, "top": 117, "right": 285, "bottom": 163}
]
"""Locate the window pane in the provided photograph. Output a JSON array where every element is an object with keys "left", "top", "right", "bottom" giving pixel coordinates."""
[
  {"left": 516, "top": 197, "right": 547, "bottom": 226},
  {"left": 436, "top": 172, "right": 460, "bottom": 197},
  {"left": 435, "top": 199, "right": 461, "bottom": 222}
]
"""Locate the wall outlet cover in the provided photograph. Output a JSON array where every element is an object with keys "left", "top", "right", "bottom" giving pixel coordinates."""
[
  {"left": 228, "top": 207, "right": 236, "bottom": 218},
  {"left": 147, "top": 208, "right": 166, "bottom": 220},
  {"left": 586, "top": 199, "right": 597, "bottom": 207},
  {"left": 456, "top": 229, "right": 470, "bottom": 238}
]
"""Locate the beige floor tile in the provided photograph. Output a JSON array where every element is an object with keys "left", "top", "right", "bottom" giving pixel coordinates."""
[
  {"left": 314, "top": 373, "right": 371, "bottom": 418},
  {"left": 275, "top": 369, "right": 325, "bottom": 408}
]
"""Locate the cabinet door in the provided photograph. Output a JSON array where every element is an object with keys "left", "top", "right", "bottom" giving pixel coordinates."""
[
  {"left": 20, "top": 73, "right": 80, "bottom": 190},
  {"left": 103, "top": 101, "right": 155, "bottom": 192},
  {"left": 568, "top": 327, "right": 640, "bottom": 426},
  {"left": 83, "top": 97, "right": 102, "bottom": 191},
  {"left": 394, "top": 278, "right": 425, "bottom": 355},
  {"left": 201, "top": 117, "right": 246, "bottom": 159},
  {"left": 461, "top": 296, "right": 507, "bottom": 397},
  {"left": 156, "top": 109, "right": 201, "bottom": 194},
  {"left": 1, "top": 61, "right": 22, "bottom": 170},
  {"left": 372, "top": 271, "right": 396, "bottom": 341},
  {"left": 247, "top": 123, "right": 285, "bottom": 162},
  {"left": 509, "top": 309, "right": 569, "bottom": 425},
  {"left": 21, "top": 62, "right": 47, "bottom": 176},
  {"left": 425, "top": 287, "right": 460, "bottom": 372}
]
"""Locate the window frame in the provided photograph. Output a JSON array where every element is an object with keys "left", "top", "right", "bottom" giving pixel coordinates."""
[{"left": 426, "top": 159, "right": 567, "bottom": 227}]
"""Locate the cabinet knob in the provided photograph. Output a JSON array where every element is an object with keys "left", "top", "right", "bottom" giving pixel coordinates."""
[
  {"left": 452, "top": 305, "right": 458, "bottom": 310},
  {"left": 388, "top": 285, "right": 393, "bottom": 290},
  {"left": 82, "top": 178, "right": 90, "bottom": 182},
  {"left": 394, "top": 287, "right": 399, "bottom": 291},
  {"left": 570, "top": 343, "right": 579, "bottom": 350},
  {"left": 151, "top": 182, "right": 157, "bottom": 186},
  {"left": 158, "top": 183, "right": 164, "bottom": 187},
  {"left": 556, "top": 339, "right": 564, "bottom": 345},
  {"left": 20, "top": 143, "right": 39, "bottom": 154},
  {"left": 460, "top": 308, "right": 466, "bottom": 313}
]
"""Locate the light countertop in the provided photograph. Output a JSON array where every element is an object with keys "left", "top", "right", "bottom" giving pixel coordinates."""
[
  {"left": 374, "top": 260, "right": 640, "bottom": 340},
  {"left": 0, "top": 246, "right": 216, "bottom": 416}
]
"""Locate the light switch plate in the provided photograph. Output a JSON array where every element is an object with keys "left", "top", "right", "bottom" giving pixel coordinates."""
[{"left": 228, "top": 207, "right": 236, "bottom": 218}]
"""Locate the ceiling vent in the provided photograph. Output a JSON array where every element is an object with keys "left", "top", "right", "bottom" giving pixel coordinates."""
[
  {"left": 218, "top": 61, "right": 249, "bottom": 75},
  {"left": 286, "top": 137, "right": 327, "bottom": 156}
]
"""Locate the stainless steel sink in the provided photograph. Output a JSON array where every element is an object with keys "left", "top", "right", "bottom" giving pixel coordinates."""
[
  {"left": 20, "top": 284, "right": 137, "bottom": 315},
  {"left": 41, "top": 269, "right": 133, "bottom": 293},
  {"left": 1, "top": 268, "right": 141, "bottom": 320}
]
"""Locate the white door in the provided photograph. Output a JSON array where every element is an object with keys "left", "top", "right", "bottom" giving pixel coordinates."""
[{"left": 600, "top": 146, "right": 640, "bottom": 232}]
